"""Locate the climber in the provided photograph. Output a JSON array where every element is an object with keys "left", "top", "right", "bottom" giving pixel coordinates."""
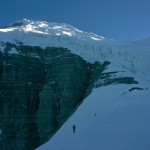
[{"left": 73, "top": 124, "right": 76, "bottom": 133}]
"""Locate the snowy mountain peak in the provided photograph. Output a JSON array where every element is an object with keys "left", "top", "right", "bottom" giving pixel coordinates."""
[
  {"left": 0, "top": 19, "right": 105, "bottom": 41},
  {"left": 0, "top": 19, "right": 150, "bottom": 85}
]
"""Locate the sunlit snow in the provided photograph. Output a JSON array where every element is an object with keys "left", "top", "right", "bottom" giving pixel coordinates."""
[
  {"left": 38, "top": 22, "right": 49, "bottom": 28},
  {"left": 90, "top": 36, "right": 101, "bottom": 41},
  {"left": 22, "top": 24, "right": 48, "bottom": 34},
  {"left": 62, "top": 31, "right": 73, "bottom": 36},
  {"left": 53, "top": 26, "right": 63, "bottom": 29},
  {"left": 56, "top": 33, "right": 60, "bottom": 36},
  {"left": 0, "top": 28, "right": 16, "bottom": 32}
]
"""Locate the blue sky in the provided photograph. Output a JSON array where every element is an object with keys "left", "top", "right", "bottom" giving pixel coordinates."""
[{"left": 0, "top": 0, "right": 150, "bottom": 41}]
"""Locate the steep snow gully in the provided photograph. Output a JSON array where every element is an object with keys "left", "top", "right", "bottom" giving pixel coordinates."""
[{"left": 0, "top": 19, "right": 150, "bottom": 150}]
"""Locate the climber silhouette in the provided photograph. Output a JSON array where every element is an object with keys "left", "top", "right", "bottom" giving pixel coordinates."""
[{"left": 73, "top": 124, "right": 76, "bottom": 133}]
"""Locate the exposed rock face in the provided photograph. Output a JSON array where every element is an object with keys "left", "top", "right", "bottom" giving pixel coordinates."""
[
  {"left": 0, "top": 43, "right": 92, "bottom": 150},
  {"left": 0, "top": 44, "right": 45, "bottom": 150},
  {"left": 0, "top": 42, "right": 138, "bottom": 150},
  {"left": 37, "top": 47, "right": 92, "bottom": 146}
]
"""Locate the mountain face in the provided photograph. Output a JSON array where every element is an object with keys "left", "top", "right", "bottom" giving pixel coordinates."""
[{"left": 0, "top": 19, "right": 150, "bottom": 150}]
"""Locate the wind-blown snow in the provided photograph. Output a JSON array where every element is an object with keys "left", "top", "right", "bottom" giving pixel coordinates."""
[{"left": 37, "top": 85, "right": 150, "bottom": 150}]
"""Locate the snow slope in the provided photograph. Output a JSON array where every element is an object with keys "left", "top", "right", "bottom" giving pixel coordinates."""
[{"left": 37, "top": 84, "right": 150, "bottom": 150}]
